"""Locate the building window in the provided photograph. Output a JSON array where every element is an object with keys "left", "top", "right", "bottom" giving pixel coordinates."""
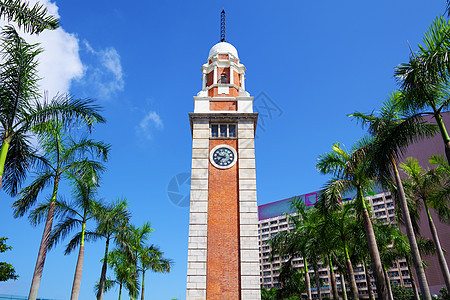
[
  {"left": 211, "top": 124, "right": 218, "bottom": 137},
  {"left": 229, "top": 124, "right": 236, "bottom": 137},
  {"left": 210, "top": 124, "right": 237, "bottom": 138},
  {"left": 220, "top": 125, "right": 227, "bottom": 137}
]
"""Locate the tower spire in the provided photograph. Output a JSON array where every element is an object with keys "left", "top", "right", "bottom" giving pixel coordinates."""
[{"left": 220, "top": 9, "right": 226, "bottom": 42}]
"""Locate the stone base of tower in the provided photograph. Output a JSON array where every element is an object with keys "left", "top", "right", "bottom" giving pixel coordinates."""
[{"left": 186, "top": 116, "right": 261, "bottom": 300}]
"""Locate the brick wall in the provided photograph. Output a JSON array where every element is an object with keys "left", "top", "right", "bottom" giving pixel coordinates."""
[
  {"left": 207, "top": 139, "right": 241, "bottom": 299},
  {"left": 233, "top": 70, "right": 240, "bottom": 87},
  {"left": 207, "top": 71, "right": 213, "bottom": 87},
  {"left": 210, "top": 101, "right": 237, "bottom": 111}
]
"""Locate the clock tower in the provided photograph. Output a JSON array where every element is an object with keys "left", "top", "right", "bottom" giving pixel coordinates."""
[{"left": 186, "top": 35, "right": 261, "bottom": 299}]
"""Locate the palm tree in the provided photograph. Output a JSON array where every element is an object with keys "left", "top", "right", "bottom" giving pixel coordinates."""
[
  {"left": 105, "top": 249, "right": 138, "bottom": 300},
  {"left": 276, "top": 261, "right": 306, "bottom": 300},
  {"left": 270, "top": 200, "right": 319, "bottom": 300},
  {"left": 428, "top": 154, "right": 450, "bottom": 223},
  {"left": 138, "top": 245, "right": 172, "bottom": 300},
  {"left": 350, "top": 93, "right": 436, "bottom": 299},
  {"left": 0, "top": 25, "right": 105, "bottom": 195},
  {"left": 124, "top": 222, "right": 153, "bottom": 300},
  {"left": 29, "top": 167, "right": 102, "bottom": 300},
  {"left": 95, "top": 198, "right": 131, "bottom": 300},
  {"left": 0, "top": 0, "right": 59, "bottom": 34},
  {"left": 316, "top": 140, "right": 388, "bottom": 299},
  {"left": 12, "top": 120, "right": 109, "bottom": 300},
  {"left": 260, "top": 287, "right": 277, "bottom": 300},
  {"left": 315, "top": 186, "right": 344, "bottom": 300},
  {"left": 347, "top": 225, "right": 375, "bottom": 300},
  {"left": 400, "top": 157, "right": 450, "bottom": 291},
  {"left": 394, "top": 16, "right": 450, "bottom": 165},
  {"left": 328, "top": 202, "right": 361, "bottom": 300}
]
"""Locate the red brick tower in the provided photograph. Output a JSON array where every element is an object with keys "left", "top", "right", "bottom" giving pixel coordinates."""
[{"left": 186, "top": 40, "right": 261, "bottom": 300}]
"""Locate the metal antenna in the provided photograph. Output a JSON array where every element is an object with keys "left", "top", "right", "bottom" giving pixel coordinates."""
[{"left": 220, "top": 9, "right": 226, "bottom": 42}]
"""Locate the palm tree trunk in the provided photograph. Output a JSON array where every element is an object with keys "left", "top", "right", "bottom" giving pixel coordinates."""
[
  {"left": 140, "top": 269, "right": 145, "bottom": 300},
  {"left": 70, "top": 222, "right": 86, "bottom": 300},
  {"left": 391, "top": 158, "right": 431, "bottom": 300},
  {"left": 313, "top": 266, "right": 322, "bottom": 300},
  {"left": 340, "top": 272, "right": 348, "bottom": 300},
  {"left": 28, "top": 177, "right": 58, "bottom": 300},
  {"left": 97, "top": 236, "right": 110, "bottom": 300},
  {"left": 383, "top": 267, "right": 394, "bottom": 300},
  {"left": 304, "top": 259, "right": 312, "bottom": 300},
  {"left": 423, "top": 199, "right": 450, "bottom": 291},
  {"left": 434, "top": 113, "right": 450, "bottom": 166},
  {"left": 0, "top": 138, "right": 11, "bottom": 192},
  {"left": 344, "top": 245, "right": 359, "bottom": 299},
  {"left": 358, "top": 187, "right": 388, "bottom": 300},
  {"left": 363, "top": 259, "right": 375, "bottom": 300},
  {"left": 118, "top": 283, "right": 122, "bottom": 300},
  {"left": 407, "top": 258, "right": 420, "bottom": 300},
  {"left": 328, "top": 256, "right": 339, "bottom": 300}
]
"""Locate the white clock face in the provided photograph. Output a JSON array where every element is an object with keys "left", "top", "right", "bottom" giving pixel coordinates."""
[
  {"left": 210, "top": 145, "right": 237, "bottom": 169},
  {"left": 213, "top": 147, "right": 234, "bottom": 166}
]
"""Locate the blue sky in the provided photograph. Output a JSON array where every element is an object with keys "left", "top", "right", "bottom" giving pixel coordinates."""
[{"left": 0, "top": 1, "right": 446, "bottom": 299}]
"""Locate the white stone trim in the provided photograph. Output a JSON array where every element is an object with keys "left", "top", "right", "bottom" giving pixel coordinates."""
[
  {"left": 187, "top": 126, "right": 209, "bottom": 300},
  {"left": 237, "top": 119, "right": 260, "bottom": 299}
]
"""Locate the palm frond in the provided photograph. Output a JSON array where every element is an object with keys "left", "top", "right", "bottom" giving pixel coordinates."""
[
  {"left": 316, "top": 147, "right": 346, "bottom": 177},
  {"left": 0, "top": 0, "right": 59, "bottom": 34},
  {"left": 2, "top": 131, "right": 34, "bottom": 196},
  {"left": 65, "top": 230, "right": 100, "bottom": 255},
  {"left": 23, "top": 94, "right": 106, "bottom": 133},
  {"left": 13, "top": 171, "right": 53, "bottom": 218},
  {"left": 62, "top": 137, "right": 110, "bottom": 163},
  {"left": 0, "top": 26, "right": 41, "bottom": 121},
  {"left": 27, "top": 199, "right": 51, "bottom": 226},
  {"left": 48, "top": 217, "right": 80, "bottom": 250}
]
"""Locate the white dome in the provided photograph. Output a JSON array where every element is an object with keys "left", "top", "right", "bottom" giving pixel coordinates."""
[{"left": 208, "top": 42, "right": 239, "bottom": 59}]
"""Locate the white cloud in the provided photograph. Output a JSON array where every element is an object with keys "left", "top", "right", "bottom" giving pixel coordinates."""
[
  {"left": 0, "top": 0, "right": 85, "bottom": 97},
  {"left": 137, "top": 111, "right": 163, "bottom": 140},
  {"left": 82, "top": 41, "right": 124, "bottom": 99},
  {"left": 0, "top": 0, "right": 124, "bottom": 100}
]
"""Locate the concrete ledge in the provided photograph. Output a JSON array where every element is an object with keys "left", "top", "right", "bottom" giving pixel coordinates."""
[
  {"left": 240, "top": 275, "right": 261, "bottom": 289},
  {"left": 239, "top": 179, "right": 257, "bottom": 190},
  {"left": 238, "top": 158, "right": 255, "bottom": 169},
  {"left": 192, "top": 139, "right": 209, "bottom": 149},
  {"left": 192, "top": 148, "right": 209, "bottom": 158},
  {"left": 240, "top": 212, "right": 259, "bottom": 225},
  {"left": 190, "top": 190, "right": 208, "bottom": 201},
  {"left": 189, "top": 212, "right": 208, "bottom": 224},
  {"left": 238, "top": 148, "right": 255, "bottom": 159},
  {"left": 240, "top": 236, "right": 258, "bottom": 248},
  {"left": 190, "top": 201, "right": 208, "bottom": 213},
  {"left": 238, "top": 129, "right": 255, "bottom": 139},
  {"left": 193, "top": 129, "right": 209, "bottom": 139},
  {"left": 186, "top": 288, "right": 206, "bottom": 300},
  {"left": 190, "top": 179, "right": 208, "bottom": 190},
  {"left": 240, "top": 261, "right": 260, "bottom": 276},
  {"left": 239, "top": 190, "right": 257, "bottom": 201},
  {"left": 239, "top": 168, "right": 256, "bottom": 179},
  {"left": 191, "top": 168, "right": 208, "bottom": 180},
  {"left": 192, "top": 159, "right": 209, "bottom": 169}
]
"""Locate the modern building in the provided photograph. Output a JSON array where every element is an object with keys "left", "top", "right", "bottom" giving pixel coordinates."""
[
  {"left": 258, "top": 191, "right": 412, "bottom": 299},
  {"left": 185, "top": 15, "right": 261, "bottom": 300},
  {"left": 257, "top": 112, "right": 450, "bottom": 297}
]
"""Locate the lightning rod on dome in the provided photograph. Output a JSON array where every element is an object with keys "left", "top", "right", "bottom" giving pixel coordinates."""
[{"left": 220, "top": 9, "right": 226, "bottom": 42}]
